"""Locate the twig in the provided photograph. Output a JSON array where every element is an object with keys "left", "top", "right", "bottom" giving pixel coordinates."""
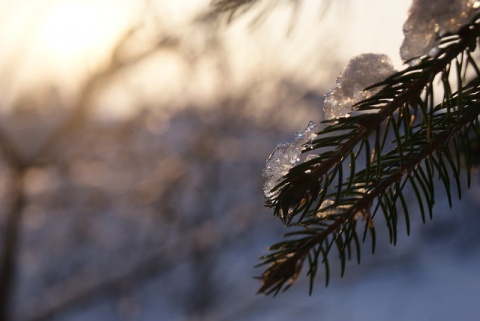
[{"left": 0, "top": 167, "right": 26, "bottom": 321}]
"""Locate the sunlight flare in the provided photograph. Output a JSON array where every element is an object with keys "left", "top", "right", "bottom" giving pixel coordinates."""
[{"left": 37, "top": 1, "right": 127, "bottom": 60}]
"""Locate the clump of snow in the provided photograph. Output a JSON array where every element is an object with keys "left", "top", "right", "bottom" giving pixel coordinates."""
[
  {"left": 305, "top": 154, "right": 319, "bottom": 161},
  {"left": 323, "top": 54, "right": 395, "bottom": 120},
  {"left": 316, "top": 184, "right": 370, "bottom": 219},
  {"left": 262, "top": 121, "right": 317, "bottom": 200},
  {"left": 317, "top": 198, "right": 335, "bottom": 218},
  {"left": 401, "top": 0, "right": 480, "bottom": 62}
]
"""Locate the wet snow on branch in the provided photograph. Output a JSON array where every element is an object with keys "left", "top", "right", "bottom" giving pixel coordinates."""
[
  {"left": 323, "top": 53, "right": 395, "bottom": 120},
  {"left": 262, "top": 121, "right": 317, "bottom": 200},
  {"left": 401, "top": 0, "right": 480, "bottom": 62}
]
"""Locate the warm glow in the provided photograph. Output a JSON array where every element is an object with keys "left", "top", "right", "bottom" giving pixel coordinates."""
[
  {"left": 37, "top": 1, "right": 126, "bottom": 60},
  {"left": 42, "top": 3, "right": 93, "bottom": 56}
]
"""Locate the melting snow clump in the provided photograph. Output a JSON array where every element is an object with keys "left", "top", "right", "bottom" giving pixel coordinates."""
[
  {"left": 262, "top": 121, "right": 317, "bottom": 200},
  {"left": 401, "top": 0, "right": 480, "bottom": 62},
  {"left": 323, "top": 54, "right": 395, "bottom": 120},
  {"left": 317, "top": 199, "right": 335, "bottom": 218}
]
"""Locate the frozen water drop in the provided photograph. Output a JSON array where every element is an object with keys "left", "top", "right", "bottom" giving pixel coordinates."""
[
  {"left": 323, "top": 54, "right": 395, "bottom": 120},
  {"left": 401, "top": 0, "right": 478, "bottom": 63},
  {"left": 262, "top": 121, "right": 318, "bottom": 200}
]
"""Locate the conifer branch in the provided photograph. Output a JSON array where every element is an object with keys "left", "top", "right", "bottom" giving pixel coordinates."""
[{"left": 258, "top": 12, "right": 480, "bottom": 295}]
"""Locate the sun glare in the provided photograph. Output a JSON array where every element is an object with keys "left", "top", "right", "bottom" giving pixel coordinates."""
[
  {"left": 38, "top": 1, "right": 126, "bottom": 60},
  {"left": 41, "top": 3, "right": 98, "bottom": 57}
]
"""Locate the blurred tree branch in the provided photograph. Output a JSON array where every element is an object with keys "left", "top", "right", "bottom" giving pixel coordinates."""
[
  {"left": 0, "top": 167, "right": 26, "bottom": 321},
  {"left": 210, "top": 0, "right": 336, "bottom": 28},
  {"left": 34, "top": 29, "right": 180, "bottom": 165},
  {"left": 25, "top": 250, "right": 171, "bottom": 321},
  {"left": 0, "top": 16, "right": 183, "bottom": 321}
]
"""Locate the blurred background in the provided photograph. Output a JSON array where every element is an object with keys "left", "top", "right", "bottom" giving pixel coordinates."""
[{"left": 0, "top": 0, "right": 479, "bottom": 320}]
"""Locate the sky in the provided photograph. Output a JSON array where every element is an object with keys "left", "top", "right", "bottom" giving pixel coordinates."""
[{"left": 0, "top": 0, "right": 411, "bottom": 117}]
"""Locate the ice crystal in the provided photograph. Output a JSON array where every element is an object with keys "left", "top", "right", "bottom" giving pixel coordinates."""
[
  {"left": 401, "top": 0, "right": 480, "bottom": 62},
  {"left": 262, "top": 121, "right": 318, "bottom": 200},
  {"left": 323, "top": 54, "right": 395, "bottom": 120}
]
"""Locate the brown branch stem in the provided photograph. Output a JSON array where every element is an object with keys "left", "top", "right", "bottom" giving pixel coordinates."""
[{"left": 0, "top": 167, "right": 26, "bottom": 321}]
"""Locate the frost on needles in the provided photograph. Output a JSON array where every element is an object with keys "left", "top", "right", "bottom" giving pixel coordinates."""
[
  {"left": 257, "top": 0, "right": 480, "bottom": 296},
  {"left": 262, "top": 121, "right": 317, "bottom": 201},
  {"left": 323, "top": 53, "right": 395, "bottom": 120},
  {"left": 262, "top": 54, "right": 394, "bottom": 204},
  {"left": 261, "top": 0, "right": 480, "bottom": 214},
  {"left": 401, "top": 0, "right": 480, "bottom": 62}
]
